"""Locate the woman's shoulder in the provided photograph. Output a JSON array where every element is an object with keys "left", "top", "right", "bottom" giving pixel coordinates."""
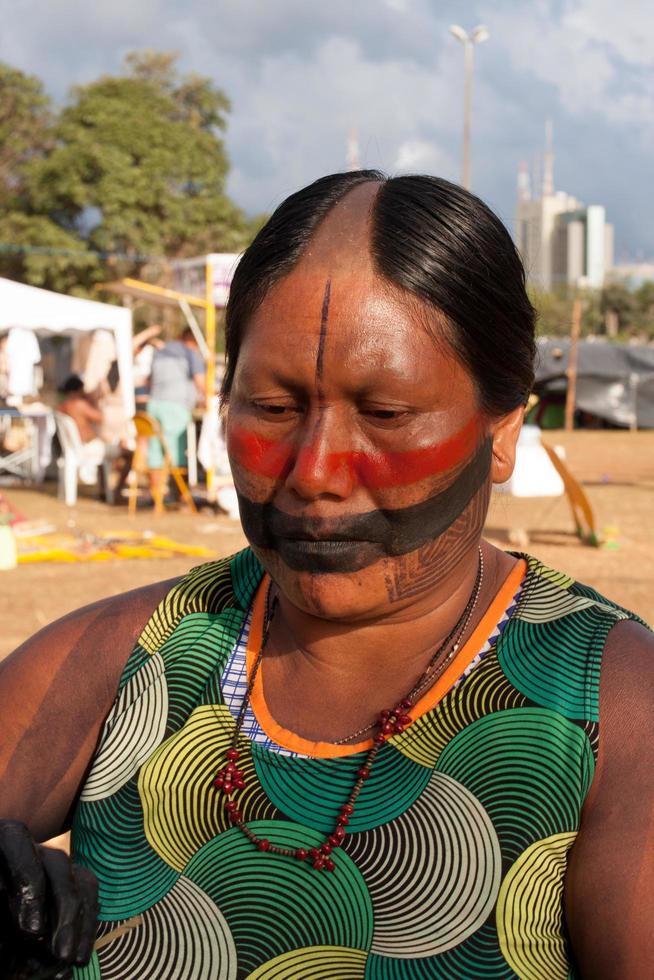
[
  {"left": 513, "top": 551, "right": 648, "bottom": 627},
  {"left": 512, "top": 550, "right": 653, "bottom": 719},
  {"left": 521, "top": 551, "right": 654, "bottom": 713},
  {"left": 130, "top": 548, "right": 264, "bottom": 659},
  {"left": 1, "top": 576, "right": 183, "bottom": 707},
  {"left": 0, "top": 549, "right": 259, "bottom": 835},
  {"left": 78, "top": 547, "right": 262, "bottom": 663},
  {"left": 497, "top": 552, "right": 651, "bottom": 725},
  {"left": 2, "top": 549, "right": 260, "bottom": 708}
]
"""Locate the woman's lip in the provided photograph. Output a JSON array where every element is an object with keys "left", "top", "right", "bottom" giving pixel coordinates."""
[
  {"left": 278, "top": 538, "right": 365, "bottom": 549},
  {"left": 280, "top": 534, "right": 369, "bottom": 544},
  {"left": 274, "top": 536, "right": 383, "bottom": 572}
]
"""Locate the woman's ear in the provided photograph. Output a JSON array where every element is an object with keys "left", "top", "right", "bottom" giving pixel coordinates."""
[{"left": 489, "top": 406, "right": 524, "bottom": 485}]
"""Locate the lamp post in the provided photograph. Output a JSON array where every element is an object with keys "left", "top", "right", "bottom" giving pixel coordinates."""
[{"left": 449, "top": 24, "right": 489, "bottom": 190}]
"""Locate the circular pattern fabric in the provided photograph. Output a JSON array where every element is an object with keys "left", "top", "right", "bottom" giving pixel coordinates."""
[
  {"left": 81, "top": 651, "right": 168, "bottom": 803},
  {"left": 71, "top": 550, "right": 633, "bottom": 978},
  {"left": 92, "top": 875, "right": 237, "bottom": 979},
  {"left": 183, "top": 821, "right": 373, "bottom": 977},
  {"left": 138, "top": 705, "right": 279, "bottom": 872},
  {"left": 248, "top": 946, "right": 368, "bottom": 979},
  {"left": 344, "top": 771, "right": 502, "bottom": 957},
  {"left": 496, "top": 832, "right": 577, "bottom": 979},
  {"left": 253, "top": 742, "right": 431, "bottom": 834}
]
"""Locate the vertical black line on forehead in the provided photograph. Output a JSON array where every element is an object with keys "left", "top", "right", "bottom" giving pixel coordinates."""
[{"left": 315, "top": 278, "right": 331, "bottom": 385}]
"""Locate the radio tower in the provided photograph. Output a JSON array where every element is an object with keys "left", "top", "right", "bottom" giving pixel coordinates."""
[
  {"left": 346, "top": 127, "right": 361, "bottom": 171},
  {"left": 517, "top": 160, "right": 531, "bottom": 203},
  {"left": 542, "top": 119, "right": 554, "bottom": 196}
]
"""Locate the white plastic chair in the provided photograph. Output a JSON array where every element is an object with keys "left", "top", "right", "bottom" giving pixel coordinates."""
[{"left": 54, "top": 412, "right": 115, "bottom": 506}]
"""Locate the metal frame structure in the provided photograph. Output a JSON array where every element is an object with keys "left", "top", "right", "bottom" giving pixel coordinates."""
[{"left": 102, "top": 261, "right": 224, "bottom": 495}]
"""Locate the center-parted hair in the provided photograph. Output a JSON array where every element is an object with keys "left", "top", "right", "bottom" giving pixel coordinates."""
[{"left": 223, "top": 171, "right": 536, "bottom": 416}]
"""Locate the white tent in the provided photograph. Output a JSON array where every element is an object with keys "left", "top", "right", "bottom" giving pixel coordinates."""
[{"left": 0, "top": 277, "right": 134, "bottom": 416}]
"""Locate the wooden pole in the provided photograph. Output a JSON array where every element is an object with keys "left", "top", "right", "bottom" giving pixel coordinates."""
[
  {"left": 205, "top": 256, "right": 216, "bottom": 499},
  {"left": 565, "top": 297, "right": 582, "bottom": 431}
]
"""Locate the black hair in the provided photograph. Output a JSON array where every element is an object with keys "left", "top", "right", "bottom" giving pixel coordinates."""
[
  {"left": 60, "top": 374, "right": 84, "bottom": 394},
  {"left": 223, "top": 171, "right": 536, "bottom": 415}
]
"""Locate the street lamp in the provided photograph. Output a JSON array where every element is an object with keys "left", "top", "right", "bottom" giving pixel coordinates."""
[{"left": 449, "top": 24, "right": 489, "bottom": 190}]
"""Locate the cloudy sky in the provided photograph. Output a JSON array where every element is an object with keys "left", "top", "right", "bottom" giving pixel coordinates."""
[{"left": 2, "top": 0, "right": 653, "bottom": 258}]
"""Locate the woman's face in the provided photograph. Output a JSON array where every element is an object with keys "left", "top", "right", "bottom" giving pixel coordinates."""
[{"left": 225, "top": 186, "right": 513, "bottom": 620}]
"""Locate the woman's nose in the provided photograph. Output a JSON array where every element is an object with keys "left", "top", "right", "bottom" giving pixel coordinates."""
[{"left": 285, "top": 410, "right": 356, "bottom": 500}]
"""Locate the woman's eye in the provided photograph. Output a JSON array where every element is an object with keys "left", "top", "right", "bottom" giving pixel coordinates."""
[
  {"left": 362, "top": 408, "right": 408, "bottom": 422},
  {"left": 252, "top": 402, "right": 300, "bottom": 416}
]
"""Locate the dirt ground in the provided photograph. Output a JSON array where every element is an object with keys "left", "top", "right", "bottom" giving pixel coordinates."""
[{"left": 1, "top": 429, "right": 653, "bottom": 661}]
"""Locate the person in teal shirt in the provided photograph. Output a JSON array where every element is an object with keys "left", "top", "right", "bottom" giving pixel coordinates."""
[{"left": 145, "top": 327, "right": 205, "bottom": 500}]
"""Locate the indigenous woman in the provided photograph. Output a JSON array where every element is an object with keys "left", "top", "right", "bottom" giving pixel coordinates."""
[{"left": 1, "top": 173, "right": 653, "bottom": 979}]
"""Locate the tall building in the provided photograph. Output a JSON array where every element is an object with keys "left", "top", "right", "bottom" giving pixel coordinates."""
[{"left": 515, "top": 125, "right": 614, "bottom": 290}]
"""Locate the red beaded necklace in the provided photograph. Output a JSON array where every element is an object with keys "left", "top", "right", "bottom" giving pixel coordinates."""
[{"left": 213, "top": 548, "right": 484, "bottom": 872}]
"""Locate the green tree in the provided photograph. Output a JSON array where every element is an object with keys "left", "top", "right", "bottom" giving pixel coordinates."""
[
  {"left": 0, "top": 63, "right": 52, "bottom": 207},
  {"left": 0, "top": 52, "right": 253, "bottom": 293},
  {"left": 0, "top": 62, "right": 97, "bottom": 291},
  {"left": 0, "top": 213, "right": 98, "bottom": 294},
  {"left": 529, "top": 283, "right": 654, "bottom": 340},
  {"left": 633, "top": 281, "right": 654, "bottom": 338},
  {"left": 529, "top": 287, "right": 575, "bottom": 337},
  {"left": 599, "top": 282, "right": 637, "bottom": 333},
  {"left": 27, "top": 51, "right": 247, "bottom": 266},
  {"left": 581, "top": 289, "right": 602, "bottom": 335}
]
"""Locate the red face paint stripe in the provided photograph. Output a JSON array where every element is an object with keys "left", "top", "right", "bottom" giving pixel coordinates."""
[
  {"left": 227, "top": 428, "right": 294, "bottom": 480},
  {"left": 351, "top": 415, "right": 481, "bottom": 487},
  {"left": 227, "top": 415, "right": 483, "bottom": 489}
]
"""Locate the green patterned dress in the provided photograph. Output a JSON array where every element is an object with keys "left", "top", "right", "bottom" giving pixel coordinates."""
[{"left": 72, "top": 549, "right": 637, "bottom": 979}]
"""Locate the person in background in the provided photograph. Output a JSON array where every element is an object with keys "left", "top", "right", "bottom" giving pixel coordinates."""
[
  {"left": 82, "top": 330, "right": 127, "bottom": 449},
  {"left": 57, "top": 375, "right": 106, "bottom": 487},
  {"left": 146, "top": 326, "right": 205, "bottom": 501},
  {"left": 132, "top": 323, "right": 164, "bottom": 408},
  {"left": 58, "top": 375, "right": 103, "bottom": 446},
  {"left": 78, "top": 331, "right": 135, "bottom": 502},
  {"left": 83, "top": 327, "right": 163, "bottom": 503}
]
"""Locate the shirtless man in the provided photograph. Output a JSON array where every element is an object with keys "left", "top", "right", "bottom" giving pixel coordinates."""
[{"left": 58, "top": 376, "right": 103, "bottom": 444}]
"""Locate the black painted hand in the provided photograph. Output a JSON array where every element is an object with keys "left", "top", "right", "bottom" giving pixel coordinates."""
[{"left": 0, "top": 821, "right": 98, "bottom": 979}]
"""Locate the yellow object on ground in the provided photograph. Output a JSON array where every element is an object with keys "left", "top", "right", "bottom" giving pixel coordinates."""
[
  {"left": 17, "top": 531, "right": 216, "bottom": 564},
  {"left": 541, "top": 441, "right": 600, "bottom": 547},
  {"left": 128, "top": 411, "right": 198, "bottom": 516}
]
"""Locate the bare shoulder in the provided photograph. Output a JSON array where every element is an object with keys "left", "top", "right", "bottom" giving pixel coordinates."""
[
  {"left": 599, "top": 616, "right": 654, "bottom": 719},
  {"left": 565, "top": 617, "right": 654, "bottom": 977},
  {"left": 1, "top": 575, "right": 181, "bottom": 692},
  {"left": 0, "top": 576, "right": 181, "bottom": 840}
]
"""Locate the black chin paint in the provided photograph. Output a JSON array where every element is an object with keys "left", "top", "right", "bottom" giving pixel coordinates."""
[{"left": 237, "top": 438, "right": 492, "bottom": 573}]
